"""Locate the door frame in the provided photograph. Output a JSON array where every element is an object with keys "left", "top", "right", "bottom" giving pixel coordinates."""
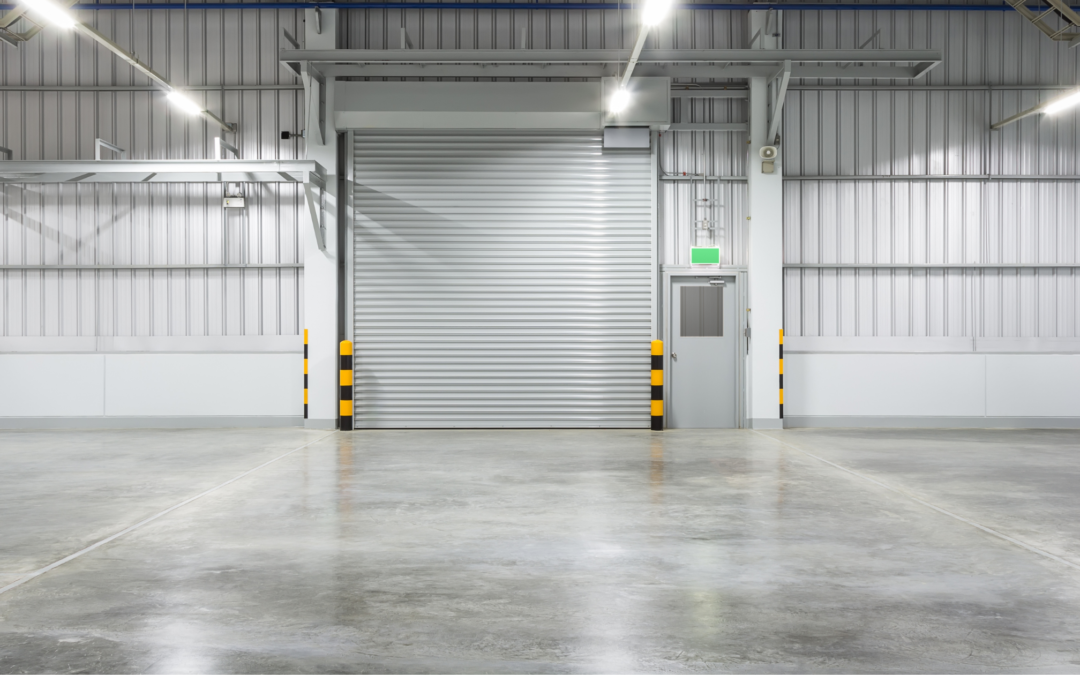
[{"left": 661, "top": 266, "right": 748, "bottom": 430}]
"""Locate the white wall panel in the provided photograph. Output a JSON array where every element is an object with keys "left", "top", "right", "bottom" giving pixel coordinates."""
[
  {"left": 0, "top": 354, "right": 105, "bottom": 416},
  {"left": 0, "top": 352, "right": 299, "bottom": 419},
  {"left": 986, "top": 354, "right": 1080, "bottom": 417},
  {"left": 104, "top": 353, "right": 302, "bottom": 416},
  {"left": 787, "top": 352, "right": 1080, "bottom": 421},
  {"left": 784, "top": 353, "right": 986, "bottom": 417}
]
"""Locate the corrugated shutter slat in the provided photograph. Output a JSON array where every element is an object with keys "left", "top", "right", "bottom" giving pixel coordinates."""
[{"left": 352, "top": 132, "right": 652, "bottom": 428}]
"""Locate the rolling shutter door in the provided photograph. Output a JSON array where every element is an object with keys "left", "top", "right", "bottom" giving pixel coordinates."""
[{"left": 351, "top": 131, "right": 653, "bottom": 428}]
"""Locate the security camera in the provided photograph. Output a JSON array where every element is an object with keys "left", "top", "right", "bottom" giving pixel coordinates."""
[{"left": 759, "top": 146, "right": 778, "bottom": 160}]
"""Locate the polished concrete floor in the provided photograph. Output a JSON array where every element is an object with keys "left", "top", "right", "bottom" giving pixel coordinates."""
[{"left": 3, "top": 428, "right": 1080, "bottom": 673}]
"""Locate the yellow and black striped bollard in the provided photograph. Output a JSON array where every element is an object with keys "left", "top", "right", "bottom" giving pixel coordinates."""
[
  {"left": 779, "top": 329, "right": 784, "bottom": 420},
  {"left": 651, "top": 339, "right": 664, "bottom": 431},
  {"left": 303, "top": 329, "right": 309, "bottom": 420},
  {"left": 339, "top": 340, "right": 354, "bottom": 431}
]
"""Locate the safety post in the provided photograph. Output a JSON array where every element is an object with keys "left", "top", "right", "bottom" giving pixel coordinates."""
[
  {"left": 339, "top": 340, "right": 353, "bottom": 431},
  {"left": 651, "top": 339, "right": 664, "bottom": 431},
  {"left": 779, "top": 329, "right": 784, "bottom": 421},
  {"left": 303, "top": 329, "right": 309, "bottom": 419}
]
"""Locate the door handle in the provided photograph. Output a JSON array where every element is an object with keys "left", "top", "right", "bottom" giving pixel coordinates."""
[{"left": 671, "top": 352, "right": 677, "bottom": 361}]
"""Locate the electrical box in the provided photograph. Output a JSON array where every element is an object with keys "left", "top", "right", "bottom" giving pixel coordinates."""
[
  {"left": 603, "top": 127, "right": 650, "bottom": 149},
  {"left": 223, "top": 197, "right": 246, "bottom": 209}
]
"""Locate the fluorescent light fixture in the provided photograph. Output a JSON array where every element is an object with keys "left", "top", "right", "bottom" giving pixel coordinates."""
[
  {"left": 167, "top": 90, "right": 203, "bottom": 116},
  {"left": 17, "top": 0, "right": 76, "bottom": 29},
  {"left": 1044, "top": 89, "right": 1080, "bottom": 116},
  {"left": 609, "top": 88, "right": 631, "bottom": 114},
  {"left": 642, "top": 0, "right": 673, "bottom": 26}
]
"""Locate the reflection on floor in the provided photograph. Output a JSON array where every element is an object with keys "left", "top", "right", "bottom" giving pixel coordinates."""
[{"left": 2, "top": 427, "right": 1080, "bottom": 673}]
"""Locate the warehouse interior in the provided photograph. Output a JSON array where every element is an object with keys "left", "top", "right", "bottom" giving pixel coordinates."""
[{"left": 4, "top": 0, "right": 1080, "bottom": 671}]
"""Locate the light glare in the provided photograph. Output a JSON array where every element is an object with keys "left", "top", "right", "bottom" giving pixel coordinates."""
[
  {"left": 1044, "top": 90, "right": 1080, "bottom": 116},
  {"left": 167, "top": 91, "right": 203, "bottom": 116},
  {"left": 609, "top": 88, "right": 631, "bottom": 114},
  {"left": 642, "top": 0, "right": 673, "bottom": 26},
  {"left": 17, "top": 0, "right": 76, "bottom": 28}
]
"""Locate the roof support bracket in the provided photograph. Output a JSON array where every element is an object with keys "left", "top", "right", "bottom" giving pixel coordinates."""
[
  {"left": 303, "top": 164, "right": 328, "bottom": 253},
  {"left": 95, "top": 139, "right": 127, "bottom": 160},
  {"left": 0, "top": 27, "right": 21, "bottom": 46},
  {"left": 767, "top": 60, "right": 790, "bottom": 145},
  {"left": 304, "top": 182, "right": 326, "bottom": 253},
  {"left": 215, "top": 137, "right": 240, "bottom": 160},
  {"left": 282, "top": 28, "right": 300, "bottom": 49}
]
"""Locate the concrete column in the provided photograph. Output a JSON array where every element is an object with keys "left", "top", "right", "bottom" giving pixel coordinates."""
[
  {"left": 303, "top": 8, "right": 341, "bottom": 429},
  {"left": 747, "top": 9, "right": 784, "bottom": 429}
]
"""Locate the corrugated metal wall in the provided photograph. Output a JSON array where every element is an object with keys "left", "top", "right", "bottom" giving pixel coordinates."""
[
  {"left": 0, "top": 8, "right": 306, "bottom": 339},
  {"left": 4, "top": 4, "right": 1080, "bottom": 341},
  {"left": 783, "top": 9, "right": 1080, "bottom": 339},
  {"left": 660, "top": 97, "right": 749, "bottom": 268}
]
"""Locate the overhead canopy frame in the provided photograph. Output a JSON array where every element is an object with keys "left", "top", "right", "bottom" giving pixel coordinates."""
[
  {"left": 0, "top": 159, "right": 324, "bottom": 185},
  {"left": 0, "top": 159, "right": 330, "bottom": 252},
  {"left": 280, "top": 48, "right": 942, "bottom": 80}
]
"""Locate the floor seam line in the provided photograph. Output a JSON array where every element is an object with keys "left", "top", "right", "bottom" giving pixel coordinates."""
[
  {"left": 0, "top": 431, "right": 338, "bottom": 598},
  {"left": 751, "top": 429, "right": 1080, "bottom": 573}
]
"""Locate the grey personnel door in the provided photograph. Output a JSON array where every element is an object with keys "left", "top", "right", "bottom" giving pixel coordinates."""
[{"left": 669, "top": 276, "right": 738, "bottom": 428}]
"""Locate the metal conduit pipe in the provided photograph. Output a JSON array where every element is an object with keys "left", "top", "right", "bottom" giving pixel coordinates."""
[{"left": 0, "top": 2, "right": 1066, "bottom": 10}]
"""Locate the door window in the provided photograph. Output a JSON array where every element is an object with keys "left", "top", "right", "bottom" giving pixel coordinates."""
[{"left": 680, "top": 286, "right": 723, "bottom": 337}]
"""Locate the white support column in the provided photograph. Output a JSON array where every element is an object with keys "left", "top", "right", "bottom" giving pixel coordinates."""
[
  {"left": 303, "top": 7, "right": 340, "bottom": 429},
  {"left": 747, "top": 9, "right": 785, "bottom": 429}
]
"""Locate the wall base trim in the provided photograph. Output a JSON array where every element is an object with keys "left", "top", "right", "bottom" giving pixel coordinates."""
[
  {"left": 304, "top": 418, "right": 338, "bottom": 430},
  {"left": 751, "top": 418, "right": 785, "bottom": 429},
  {"left": 0, "top": 416, "right": 304, "bottom": 430},
  {"left": 784, "top": 416, "right": 1080, "bottom": 429}
]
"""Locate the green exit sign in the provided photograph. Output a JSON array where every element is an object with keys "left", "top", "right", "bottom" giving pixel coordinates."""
[{"left": 691, "top": 247, "right": 720, "bottom": 264}]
